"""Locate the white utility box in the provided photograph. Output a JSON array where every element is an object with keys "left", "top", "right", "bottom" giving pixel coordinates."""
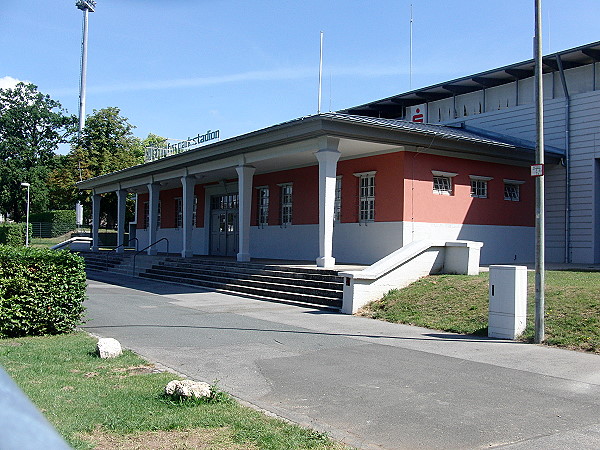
[{"left": 488, "top": 265, "right": 527, "bottom": 339}]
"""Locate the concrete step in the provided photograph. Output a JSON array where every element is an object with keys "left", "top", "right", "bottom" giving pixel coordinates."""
[
  {"left": 154, "top": 262, "right": 343, "bottom": 289},
  {"left": 144, "top": 266, "right": 343, "bottom": 299},
  {"left": 138, "top": 271, "right": 342, "bottom": 309}
]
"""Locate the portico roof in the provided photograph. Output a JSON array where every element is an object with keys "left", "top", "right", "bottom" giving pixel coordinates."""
[{"left": 77, "top": 113, "right": 563, "bottom": 194}]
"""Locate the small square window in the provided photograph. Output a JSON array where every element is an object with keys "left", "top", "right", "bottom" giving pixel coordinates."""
[
  {"left": 470, "top": 180, "right": 488, "bottom": 198},
  {"left": 504, "top": 183, "right": 520, "bottom": 201},
  {"left": 433, "top": 176, "right": 452, "bottom": 195}
]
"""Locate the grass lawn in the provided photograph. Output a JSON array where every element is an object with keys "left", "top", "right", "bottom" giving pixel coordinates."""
[
  {"left": 0, "top": 332, "right": 345, "bottom": 449},
  {"left": 360, "top": 270, "right": 600, "bottom": 353}
]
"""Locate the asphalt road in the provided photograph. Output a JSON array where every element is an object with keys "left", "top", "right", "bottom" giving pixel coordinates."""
[{"left": 82, "top": 272, "right": 600, "bottom": 449}]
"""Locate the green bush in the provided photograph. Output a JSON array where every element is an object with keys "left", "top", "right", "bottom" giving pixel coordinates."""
[
  {"left": 29, "top": 210, "right": 76, "bottom": 237},
  {"left": 0, "top": 246, "right": 86, "bottom": 338},
  {"left": 0, "top": 223, "right": 30, "bottom": 246}
]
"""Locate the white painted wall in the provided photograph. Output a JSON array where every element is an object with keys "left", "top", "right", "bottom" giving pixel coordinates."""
[
  {"left": 402, "top": 221, "right": 534, "bottom": 265},
  {"left": 250, "top": 225, "right": 319, "bottom": 261}
]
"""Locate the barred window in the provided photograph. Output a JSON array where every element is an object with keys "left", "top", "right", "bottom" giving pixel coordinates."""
[
  {"left": 157, "top": 200, "right": 162, "bottom": 228},
  {"left": 433, "top": 176, "right": 452, "bottom": 194},
  {"left": 334, "top": 176, "right": 342, "bottom": 222},
  {"left": 354, "top": 172, "right": 375, "bottom": 223},
  {"left": 143, "top": 202, "right": 149, "bottom": 229},
  {"left": 504, "top": 183, "right": 520, "bottom": 201},
  {"left": 192, "top": 196, "right": 197, "bottom": 227},
  {"left": 470, "top": 180, "right": 487, "bottom": 198},
  {"left": 280, "top": 184, "right": 292, "bottom": 225},
  {"left": 469, "top": 176, "right": 492, "bottom": 198},
  {"left": 432, "top": 170, "right": 457, "bottom": 195},
  {"left": 256, "top": 187, "right": 269, "bottom": 227},
  {"left": 176, "top": 197, "right": 183, "bottom": 227}
]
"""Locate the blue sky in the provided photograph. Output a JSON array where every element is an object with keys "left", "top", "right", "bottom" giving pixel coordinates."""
[{"left": 3, "top": 1, "right": 600, "bottom": 151}]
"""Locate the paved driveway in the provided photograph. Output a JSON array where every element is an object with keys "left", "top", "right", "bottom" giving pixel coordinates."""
[{"left": 82, "top": 272, "right": 600, "bottom": 449}]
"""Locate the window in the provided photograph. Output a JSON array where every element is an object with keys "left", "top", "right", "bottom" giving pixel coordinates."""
[
  {"left": 192, "top": 196, "right": 197, "bottom": 227},
  {"left": 143, "top": 202, "right": 149, "bottom": 229},
  {"left": 176, "top": 197, "right": 183, "bottom": 228},
  {"left": 279, "top": 183, "right": 293, "bottom": 226},
  {"left": 334, "top": 176, "right": 342, "bottom": 222},
  {"left": 432, "top": 170, "right": 458, "bottom": 195},
  {"left": 256, "top": 187, "right": 269, "bottom": 227},
  {"left": 504, "top": 179, "right": 524, "bottom": 201},
  {"left": 354, "top": 172, "right": 376, "bottom": 223},
  {"left": 469, "top": 176, "right": 493, "bottom": 198},
  {"left": 433, "top": 176, "right": 452, "bottom": 194},
  {"left": 157, "top": 201, "right": 162, "bottom": 228}
]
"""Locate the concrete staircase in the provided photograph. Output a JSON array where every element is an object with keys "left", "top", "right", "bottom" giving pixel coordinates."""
[
  {"left": 78, "top": 252, "right": 344, "bottom": 310},
  {"left": 140, "top": 257, "right": 344, "bottom": 310}
]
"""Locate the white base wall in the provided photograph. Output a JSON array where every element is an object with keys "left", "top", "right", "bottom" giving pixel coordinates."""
[
  {"left": 135, "top": 222, "right": 538, "bottom": 265},
  {"left": 402, "top": 222, "right": 535, "bottom": 265},
  {"left": 250, "top": 225, "right": 319, "bottom": 260},
  {"left": 333, "top": 222, "right": 405, "bottom": 264}
]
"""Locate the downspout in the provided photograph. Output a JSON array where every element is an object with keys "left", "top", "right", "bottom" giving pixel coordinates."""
[{"left": 556, "top": 55, "right": 571, "bottom": 263}]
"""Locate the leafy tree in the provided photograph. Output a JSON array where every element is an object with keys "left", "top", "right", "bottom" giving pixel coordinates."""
[
  {"left": 0, "top": 82, "right": 74, "bottom": 221},
  {"left": 48, "top": 109, "right": 164, "bottom": 225}
]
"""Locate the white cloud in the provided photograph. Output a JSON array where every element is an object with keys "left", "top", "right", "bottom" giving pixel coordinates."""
[{"left": 0, "top": 76, "right": 28, "bottom": 90}]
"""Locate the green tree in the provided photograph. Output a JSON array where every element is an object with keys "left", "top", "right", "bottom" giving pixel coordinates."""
[
  {"left": 0, "top": 82, "right": 74, "bottom": 221},
  {"left": 49, "top": 109, "right": 164, "bottom": 225}
]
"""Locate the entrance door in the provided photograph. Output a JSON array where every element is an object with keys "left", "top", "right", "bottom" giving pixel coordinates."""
[{"left": 209, "top": 194, "right": 239, "bottom": 257}]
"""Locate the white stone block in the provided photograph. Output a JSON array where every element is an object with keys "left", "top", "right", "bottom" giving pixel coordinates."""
[{"left": 96, "top": 338, "right": 123, "bottom": 359}]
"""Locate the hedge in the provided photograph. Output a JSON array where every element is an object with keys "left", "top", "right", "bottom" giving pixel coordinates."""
[
  {"left": 0, "top": 223, "right": 30, "bottom": 246},
  {"left": 29, "top": 210, "right": 76, "bottom": 237},
  {"left": 0, "top": 246, "right": 86, "bottom": 338}
]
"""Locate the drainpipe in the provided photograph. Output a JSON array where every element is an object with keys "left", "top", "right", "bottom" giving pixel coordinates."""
[{"left": 556, "top": 55, "right": 571, "bottom": 263}]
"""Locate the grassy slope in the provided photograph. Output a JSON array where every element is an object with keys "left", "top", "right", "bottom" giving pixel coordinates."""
[
  {"left": 0, "top": 333, "right": 343, "bottom": 449},
  {"left": 362, "top": 271, "right": 600, "bottom": 353}
]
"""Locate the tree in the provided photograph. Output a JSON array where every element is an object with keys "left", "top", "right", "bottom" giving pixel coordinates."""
[
  {"left": 48, "top": 108, "right": 164, "bottom": 225},
  {"left": 0, "top": 82, "right": 74, "bottom": 221}
]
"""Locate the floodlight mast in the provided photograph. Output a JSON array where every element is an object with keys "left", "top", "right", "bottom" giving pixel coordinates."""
[{"left": 76, "top": 0, "right": 95, "bottom": 140}]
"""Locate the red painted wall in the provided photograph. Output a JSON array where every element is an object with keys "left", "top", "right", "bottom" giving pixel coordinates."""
[
  {"left": 402, "top": 152, "right": 534, "bottom": 226},
  {"left": 159, "top": 188, "right": 181, "bottom": 228},
  {"left": 336, "top": 153, "right": 405, "bottom": 223},
  {"left": 252, "top": 166, "right": 319, "bottom": 225},
  {"left": 137, "top": 150, "right": 532, "bottom": 230}
]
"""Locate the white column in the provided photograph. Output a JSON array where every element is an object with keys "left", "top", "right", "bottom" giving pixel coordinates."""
[
  {"left": 315, "top": 147, "right": 341, "bottom": 268},
  {"left": 181, "top": 175, "right": 196, "bottom": 258},
  {"left": 91, "top": 193, "right": 100, "bottom": 252},
  {"left": 147, "top": 183, "right": 160, "bottom": 255},
  {"left": 116, "top": 189, "right": 127, "bottom": 253},
  {"left": 236, "top": 165, "right": 256, "bottom": 262}
]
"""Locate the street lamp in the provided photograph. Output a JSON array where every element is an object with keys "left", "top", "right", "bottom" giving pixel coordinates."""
[{"left": 21, "top": 182, "right": 30, "bottom": 247}]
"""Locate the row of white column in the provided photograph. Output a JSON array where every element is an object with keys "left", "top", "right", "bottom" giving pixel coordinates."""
[{"left": 90, "top": 146, "right": 341, "bottom": 268}]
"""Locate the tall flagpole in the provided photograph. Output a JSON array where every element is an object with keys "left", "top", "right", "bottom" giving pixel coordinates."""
[
  {"left": 318, "top": 31, "right": 323, "bottom": 114},
  {"left": 534, "top": 0, "right": 545, "bottom": 344},
  {"left": 410, "top": 4, "right": 413, "bottom": 89}
]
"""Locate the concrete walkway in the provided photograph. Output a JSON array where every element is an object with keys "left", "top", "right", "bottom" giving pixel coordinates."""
[{"left": 82, "top": 272, "right": 600, "bottom": 449}]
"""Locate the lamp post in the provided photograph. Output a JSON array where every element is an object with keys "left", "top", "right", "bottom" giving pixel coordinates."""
[{"left": 21, "top": 182, "right": 30, "bottom": 247}]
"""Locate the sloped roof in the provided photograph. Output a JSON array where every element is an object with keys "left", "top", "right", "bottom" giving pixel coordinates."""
[{"left": 341, "top": 40, "right": 600, "bottom": 118}]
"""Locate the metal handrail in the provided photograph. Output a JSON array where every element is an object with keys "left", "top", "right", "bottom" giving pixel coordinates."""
[
  {"left": 104, "top": 238, "right": 139, "bottom": 270},
  {"left": 132, "top": 237, "right": 169, "bottom": 276}
]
